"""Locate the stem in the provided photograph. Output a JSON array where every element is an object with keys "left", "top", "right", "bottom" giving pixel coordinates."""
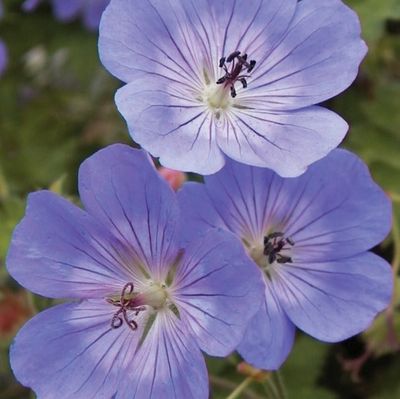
[
  {"left": 210, "top": 376, "right": 264, "bottom": 399},
  {"left": 264, "top": 378, "right": 279, "bottom": 399},
  {"left": 226, "top": 377, "right": 253, "bottom": 399},
  {"left": 272, "top": 371, "right": 287, "bottom": 399},
  {"left": 25, "top": 290, "right": 37, "bottom": 315},
  {"left": 391, "top": 215, "right": 400, "bottom": 281}
]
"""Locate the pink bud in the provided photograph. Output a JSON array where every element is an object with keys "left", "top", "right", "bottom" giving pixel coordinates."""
[{"left": 158, "top": 167, "right": 187, "bottom": 191}]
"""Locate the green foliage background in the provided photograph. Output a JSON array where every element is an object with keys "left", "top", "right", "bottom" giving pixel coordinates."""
[{"left": 0, "top": 1, "right": 399, "bottom": 398}]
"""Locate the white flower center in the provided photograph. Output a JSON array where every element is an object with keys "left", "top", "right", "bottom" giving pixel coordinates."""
[
  {"left": 138, "top": 282, "right": 168, "bottom": 309},
  {"left": 203, "top": 83, "right": 232, "bottom": 115}
]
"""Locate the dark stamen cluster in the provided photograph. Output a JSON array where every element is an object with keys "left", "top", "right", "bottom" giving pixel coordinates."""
[
  {"left": 107, "top": 282, "right": 146, "bottom": 331},
  {"left": 263, "top": 232, "right": 295, "bottom": 264},
  {"left": 217, "top": 51, "right": 256, "bottom": 98}
]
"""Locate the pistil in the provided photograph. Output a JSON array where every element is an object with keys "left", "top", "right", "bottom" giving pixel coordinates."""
[{"left": 106, "top": 281, "right": 169, "bottom": 331}]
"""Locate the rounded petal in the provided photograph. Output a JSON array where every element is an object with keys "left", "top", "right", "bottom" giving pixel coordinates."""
[
  {"left": 249, "top": 0, "right": 367, "bottom": 110},
  {"left": 282, "top": 149, "right": 392, "bottom": 261},
  {"left": 116, "top": 310, "right": 208, "bottom": 399},
  {"left": 11, "top": 300, "right": 147, "bottom": 399},
  {"left": 22, "top": 0, "right": 41, "bottom": 12},
  {"left": 172, "top": 229, "right": 264, "bottom": 357},
  {"left": 273, "top": 252, "right": 393, "bottom": 342},
  {"left": 79, "top": 144, "right": 180, "bottom": 281},
  {"left": 238, "top": 280, "right": 296, "bottom": 370},
  {"left": 83, "top": 0, "right": 109, "bottom": 30},
  {"left": 218, "top": 106, "right": 348, "bottom": 177},
  {"left": 115, "top": 79, "right": 225, "bottom": 174},
  {"left": 6, "top": 191, "right": 133, "bottom": 298}
]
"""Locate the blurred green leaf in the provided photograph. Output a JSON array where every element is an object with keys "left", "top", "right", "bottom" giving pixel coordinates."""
[
  {"left": 347, "top": 0, "right": 400, "bottom": 46},
  {"left": 282, "top": 336, "right": 335, "bottom": 399}
]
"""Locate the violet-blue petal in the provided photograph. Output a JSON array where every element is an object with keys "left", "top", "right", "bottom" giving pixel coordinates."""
[
  {"left": 273, "top": 252, "right": 392, "bottom": 341},
  {"left": 115, "top": 78, "right": 225, "bottom": 174},
  {"left": 279, "top": 149, "right": 392, "bottom": 261},
  {"left": 6, "top": 191, "right": 134, "bottom": 298},
  {"left": 0, "top": 39, "right": 7, "bottom": 76},
  {"left": 78, "top": 144, "right": 180, "bottom": 281},
  {"left": 172, "top": 229, "right": 264, "bottom": 357},
  {"left": 188, "top": 149, "right": 392, "bottom": 260},
  {"left": 83, "top": 0, "right": 109, "bottom": 31},
  {"left": 22, "top": 0, "right": 41, "bottom": 12},
  {"left": 11, "top": 300, "right": 146, "bottom": 399},
  {"left": 238, "top": 280, "right": 296, "bottom": 370},
  {"left": 51, "top": 0, "right": 81, "bottom": 21},
  {"left": 249, "top": 0, "right": 367, "bottom": 110},
  {"left": 116, "top": 310, "right": 208, "bottom": 399},
  {"left": 99, "top": 0, "right": 296, "bottom": 84},
  {"left": 177, "top": 182, "right": 227, "bottom": 244},
  {"left": 99, "top": 0, "right": 365, "bottom": 176},
  {"left": 216, "top": 105, "right": 348, "bottom": 177}
]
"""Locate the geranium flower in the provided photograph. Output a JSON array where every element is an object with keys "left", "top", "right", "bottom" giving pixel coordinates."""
[
  {"left": 0, "top": 40, "right": 6, "bottom": 76},
  {"left": 7, "top": 144, "right": 263, "bottom": 398},
  {"left": 23, "top": 0, "right": 110, "bottom": 30},
  {"left": 99, "top": 0, "right": 367, "bottom": 176},
  {"left": 178, "top": 149, "right": 393, "bottom": 369},
  {"left": 0, "top": 1, "right": 7, "bottom": 76}
]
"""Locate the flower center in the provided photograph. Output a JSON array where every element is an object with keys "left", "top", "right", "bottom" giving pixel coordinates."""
[
  {"left": 246, "top": 232, "right": 295, "bottom": 276},
  {"left": 106, "top": 281, "right": 168, "bottom": 331},
  {"left": 216, "top": 50, "right": 256, "bottom": 98},
  {"left": 263, "top": 232, "right": 294, "bottom": 265},
  {"left": 203, "top": 83, "right": 232, "bottom": 112}
]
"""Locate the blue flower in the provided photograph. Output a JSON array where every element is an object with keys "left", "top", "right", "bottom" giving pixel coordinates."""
[
  {"left": 0, "top": 1, "right": 7, "bottom": 76},
  {"left": 178, "top": 149, "right": 393, "bottom": 369},
  {"left": 99, "top": 0, "right": 366, "bottom": 176},
  {"left": 7, "top": 144, "right": 263, "bottom": 398},
  {"left": 23, "top": 0, "right": 110, "bottom": 31}
]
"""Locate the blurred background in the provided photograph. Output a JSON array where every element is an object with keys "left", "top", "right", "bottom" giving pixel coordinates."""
[{"left": 0, "top": 1, "right": 399, "bottom": 398}]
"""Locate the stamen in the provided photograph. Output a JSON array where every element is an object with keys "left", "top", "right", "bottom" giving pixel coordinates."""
[
  {"left": 263, "top": 232, "right": 295, "bottom": 265},
  {"left": 216, "top": 50, "right": 257, "bottom": 98}
]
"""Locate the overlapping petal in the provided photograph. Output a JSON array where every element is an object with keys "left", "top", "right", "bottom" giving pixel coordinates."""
[
  {"left": 172, "top": 229, "right": 264, "bottom": 356},
  {"left": 116, "top": 79, "right": 225, "bottom": 174},
  {"left": 79, "top": 144, "right": 180, "bottom": 281},
  {"left": 272, "top": 253, "right": 392, "bottom": 342},
  {"left": 11, "top": 300, "right": 145, "bottom": 399},
  {"left": 6, "top": 191, "right": 135, "bottom": 298},
  {"left": 238, "top": 280, "right": 296, "bottom": 370}
]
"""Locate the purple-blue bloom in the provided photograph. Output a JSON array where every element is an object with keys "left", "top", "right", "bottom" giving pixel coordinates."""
[
  {"left": 99, "top": 0, "right": 367, "bottom": 176},
  {"left": 0, "top": 0, "right": 7, "bottom": 76},
  {"left": 7, "top": 144, "right": 264, "bottom": 398},
  {"left": 178, "top": 149, "right": 393, "bottom": 369},
  {"left": 0, "top": 40, "right": 6, "bottom": 76},
  {"left": 23, "top": 0, "right": 109, "bottom": 31}
]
